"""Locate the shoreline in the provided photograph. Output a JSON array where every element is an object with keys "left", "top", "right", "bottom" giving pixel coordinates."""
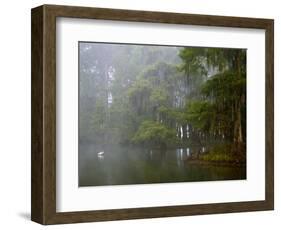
[{"left": 185, "top": 159, "right": 246, "bottom": 168}]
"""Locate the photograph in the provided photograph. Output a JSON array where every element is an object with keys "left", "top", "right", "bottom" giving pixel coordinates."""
[{"left": 78, "top": 42, "right": 247, "bottom": 186}]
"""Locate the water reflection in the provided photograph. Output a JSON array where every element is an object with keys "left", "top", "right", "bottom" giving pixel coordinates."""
[
  {"left": 202, "top": 146, "right": 206, "bottom": 153},
  {"left": 97, "top": 154, "right": 104, "bottom": 161},
  {"left": 176, "top": 148, "right": 190, "bottom": 167},
  {"left": 79, "top": 143, "right": 246, "bottom": 186}
]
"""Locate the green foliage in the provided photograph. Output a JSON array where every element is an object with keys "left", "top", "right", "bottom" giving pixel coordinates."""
[
  {"left": 79, "top": 43, "right": 246, "bottom": 150},
  {"left": 127, "top": 78, "right": 151, "bottom": 97},
  {"left": 90, "top": 100, "right": 106, "bottom": 134},
  {"left": 185, "top": 100, "right": 215, "bottom": 132},
  {"left": 157, "top": 106, "right": 185, "bottom": 123},
  {"left": 179, "top": 47, "right": 246, "bottom": 143},
  {"left": 127, "top": 78, "right": 152, "bottom": 115},
  {"left": 201, "top": 71, "right": 246, "bottom": 101},
  {"left": 178, "top": 47, "right": 207, "bottom": 76},
  {"left": 150, "top": 88, "right": 169, "bottom": 107},
  {"left": 200, "top": 144, "right": 237, "bottom": 162},
  {"left": 200, "top": 152, "right": 235, "bottom": 162},
  {"left": 132, "top": 121, "right": 177, "bottom": 148}
]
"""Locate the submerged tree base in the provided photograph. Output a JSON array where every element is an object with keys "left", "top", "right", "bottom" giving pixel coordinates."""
[
  {"left": 185, "top": 159, "right": 246, "bottom": 168},
  {"left": 185, "top": 143, "right": 246, "bottom": 167}
]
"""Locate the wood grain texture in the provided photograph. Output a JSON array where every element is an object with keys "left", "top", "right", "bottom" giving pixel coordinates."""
[
  {"left": 31, "top": 6, "right": 44, "bottom": 224},
  {"left": 265, "top": 20, "right": 274, "bottom": 209},
  {"left": 31, "top": 4, "right": 274, "bottom": 225}
]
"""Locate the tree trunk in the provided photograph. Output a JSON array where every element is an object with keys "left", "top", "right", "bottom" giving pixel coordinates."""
[
  {"left": 182, "top": 124, "right": 187, "bottom": 139},
  {"left": 233, "top": 97, "right": 243, "bottom": 147},
  {"left": 177, "top": 124, "right": 181, "bottom": 139},
  {"left": 233, "top": 52, "right": 244, "bottom": 154}
]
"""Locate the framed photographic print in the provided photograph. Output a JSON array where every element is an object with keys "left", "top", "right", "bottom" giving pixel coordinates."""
[{"left": 31, "top": 4, "right": 274, "bottom": 225}]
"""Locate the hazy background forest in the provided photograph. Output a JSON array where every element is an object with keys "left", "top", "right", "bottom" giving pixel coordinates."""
[{"left": 79, "top": 42, "right": 246, "bottom": 186}]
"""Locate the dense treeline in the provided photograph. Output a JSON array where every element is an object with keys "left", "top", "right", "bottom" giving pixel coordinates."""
[{"left": 79, "top": 43, "right": 246, "bottom": 159}]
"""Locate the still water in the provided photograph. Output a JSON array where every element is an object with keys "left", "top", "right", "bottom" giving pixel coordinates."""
[{"left": 79, "top": 143, "right": 246, "bottom": 186}]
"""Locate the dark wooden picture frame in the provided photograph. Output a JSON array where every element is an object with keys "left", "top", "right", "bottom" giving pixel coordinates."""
[{"left": 31, "top": 4, "right": 274, "bottom": 225}]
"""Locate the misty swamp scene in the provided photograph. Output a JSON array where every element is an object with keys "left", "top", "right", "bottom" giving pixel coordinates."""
[{"left": 78, "top": 42, "right": 246, "bottom": 186}]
